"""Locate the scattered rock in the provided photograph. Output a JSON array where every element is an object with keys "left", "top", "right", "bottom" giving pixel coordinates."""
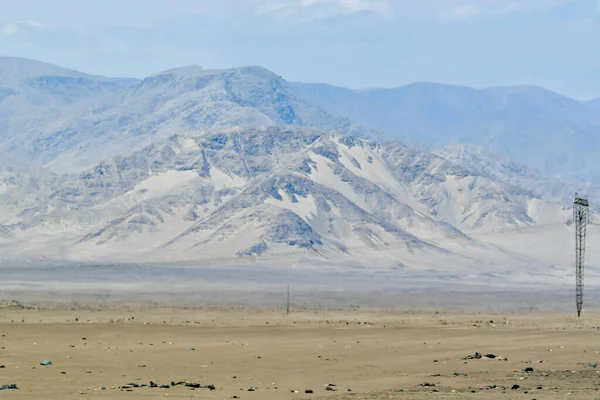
[
  {"left": 524, "top": 367, "right": 534, "bottom": 373},
  {"left": 511, "top": 384, "right": 520, "bottom": 390},
  {"left": 305, "top": 389, "right": 314, "bottom": 393},
  {"left": 463, "top": 352, "right": 483, "bottom": 360},
  {"left": 123, "top": 380, "right": 214, "bottom": 391}
]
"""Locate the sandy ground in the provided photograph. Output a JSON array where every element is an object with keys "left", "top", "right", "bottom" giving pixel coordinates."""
[{"left": 1, "top": 304, "right": 600, "bottom": 399}]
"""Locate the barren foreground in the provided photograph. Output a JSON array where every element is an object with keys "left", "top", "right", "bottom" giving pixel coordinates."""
[{"left": 1, "top": 305, "right": 600, "bottom": 399}]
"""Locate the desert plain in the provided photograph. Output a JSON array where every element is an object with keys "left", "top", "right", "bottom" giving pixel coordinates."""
[
  {"left": 2, "top": 304, "right": 600, "bottom": 399},
  {"left": 2, "top": 265, "right": 600, "bottom": 399}
]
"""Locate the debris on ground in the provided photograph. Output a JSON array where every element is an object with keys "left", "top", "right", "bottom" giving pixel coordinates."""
[
  {"left": 462, "top": 352, "right": 505, "bottom": 360},
  {"left": 0, "top": 384, "right": 18, "bottom": 390},
  {"left": 119, "top": 380, "right": 215, "bottom": 391},
  {"left": 40, "top": 360, "right": 53, "bottom": 366}
]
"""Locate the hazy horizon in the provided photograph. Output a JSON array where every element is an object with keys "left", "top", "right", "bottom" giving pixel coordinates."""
[{"left": 0, "top": 0, "right": 598, "bottom": 100}]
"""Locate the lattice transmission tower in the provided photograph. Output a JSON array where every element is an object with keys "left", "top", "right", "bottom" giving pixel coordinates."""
[{"left": 574, "top": 193, "right": 589, "bottom": 317}]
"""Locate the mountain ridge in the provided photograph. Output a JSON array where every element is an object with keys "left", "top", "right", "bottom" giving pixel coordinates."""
[{"left": 291, "top": 81, "right": 600, "bottom": 184}]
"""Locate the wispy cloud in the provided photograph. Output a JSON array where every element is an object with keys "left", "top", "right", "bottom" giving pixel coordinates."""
[
  {"left": 439, "top": 5, "right": 483, "bottom": 21},
  {"left": 1, "top": 20, "right": 43, "bottom": 36},
  {"left": 435, "top": 0, "right": 575, "bottom": 22},
  {"left": 256, "top": 0, "right": 393, "bottom": 20}
]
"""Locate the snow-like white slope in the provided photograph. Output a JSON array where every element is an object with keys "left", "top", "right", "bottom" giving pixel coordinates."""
[{"left": 308, "top": 154, "right": 371, "bottom": 211}]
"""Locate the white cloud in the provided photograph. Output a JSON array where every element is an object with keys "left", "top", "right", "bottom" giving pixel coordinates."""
[
  {"left": 256, "top": 0, "right": 574, "bottom": 22},
  {"left": 435, "top": 0, "right": 574, "bottom": 21},
  {"left": 256, "top": 0, "right": 393, "bottom": 20},
  {"left": 440, "top": 5, "right": 483, "bottom": 20},
  {"left": 1, "top": 20, "right": 43, "bottom": 36}
]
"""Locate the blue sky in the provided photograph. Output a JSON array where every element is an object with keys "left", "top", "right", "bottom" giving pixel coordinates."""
[{"left": 0, "top": 0, "right": 598, "bottom": 99}]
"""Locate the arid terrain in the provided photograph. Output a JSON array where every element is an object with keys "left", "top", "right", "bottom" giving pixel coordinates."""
[{"left": 1, "top": 301, "right": 600, "bottom": 399}]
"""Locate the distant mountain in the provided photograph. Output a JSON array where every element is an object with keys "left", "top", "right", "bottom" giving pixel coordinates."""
[
  {"left": 587, "top": 98, "right": 600, "bottom": 109},
  {"left": 0, "top": 56, "right": 137, "bottom": 113},
  {"left": 291, "top": 81, "right": 600, "bottom": 184},
  {"left": 434, "top": 144, "right": 600, "bottom": 207},
  {"left": 0, "top": 155, "right": 55, "bottom": 227},
  {"left": 0, "top": 56, "right": 591, "bottom": 282},
  {"left": 0, "top": 126, "right": 566, "bottom": 273},
  {"left": 2, "top": 64, "right": 367, "bottom": 174},
  {"left": 0, "top": 57, "right": 138, "bottom": 166}
]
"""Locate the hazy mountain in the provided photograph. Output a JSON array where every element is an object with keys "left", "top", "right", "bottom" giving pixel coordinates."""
[
  {"left": 0, "top": 56, "right": 137, "bottom": 114},
  {"left": 0, "top": 155, "right": 55, "bottom": 227},
  {"left": 2, "top": 64, "right": 366, "bottom": 174},
  {"left": 588, "top": 98, "right": 600, "bottom": 109},
  {"left": 435, "top": 144, "right": 600, "bottom": 209},
  {"left": 0, "top": 57, "right": 138, "bottom": 168},
  {"left": 290, "top": 81, "right": 600, "bottom": 184}
]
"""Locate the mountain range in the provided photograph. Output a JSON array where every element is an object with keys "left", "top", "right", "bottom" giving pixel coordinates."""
[
  {"left": 0, "top": 56, "right": 597, "bottom": 284},
  {"left": 291, "top": 81, "right": 600, "bottom": 184}
]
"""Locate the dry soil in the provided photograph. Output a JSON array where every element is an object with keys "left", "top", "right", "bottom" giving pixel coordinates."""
[{"left": 1, "top": 304, "right": 600, "bottom": 399}]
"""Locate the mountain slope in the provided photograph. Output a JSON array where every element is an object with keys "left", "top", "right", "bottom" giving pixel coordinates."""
[
  {"left": 0, "top": 57, "right": 138, "bottom": 166},
  {"left": 4, "top": 65, "right": 366, "bottom": 174},
  {"left": 435, "top": 144, "right": 600, "bottom": 210},
  {"left": 0, "top": 126, "right": 570, "bottom": 278},
  {"left": 0, "top": 57, "right": 137, "bottom": 113},
  {"left": 291, "top": 81, "right": 600, "bottom": 184},
  {"left": 588, "top": 98, "right": 600, "bottom": 109}
]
